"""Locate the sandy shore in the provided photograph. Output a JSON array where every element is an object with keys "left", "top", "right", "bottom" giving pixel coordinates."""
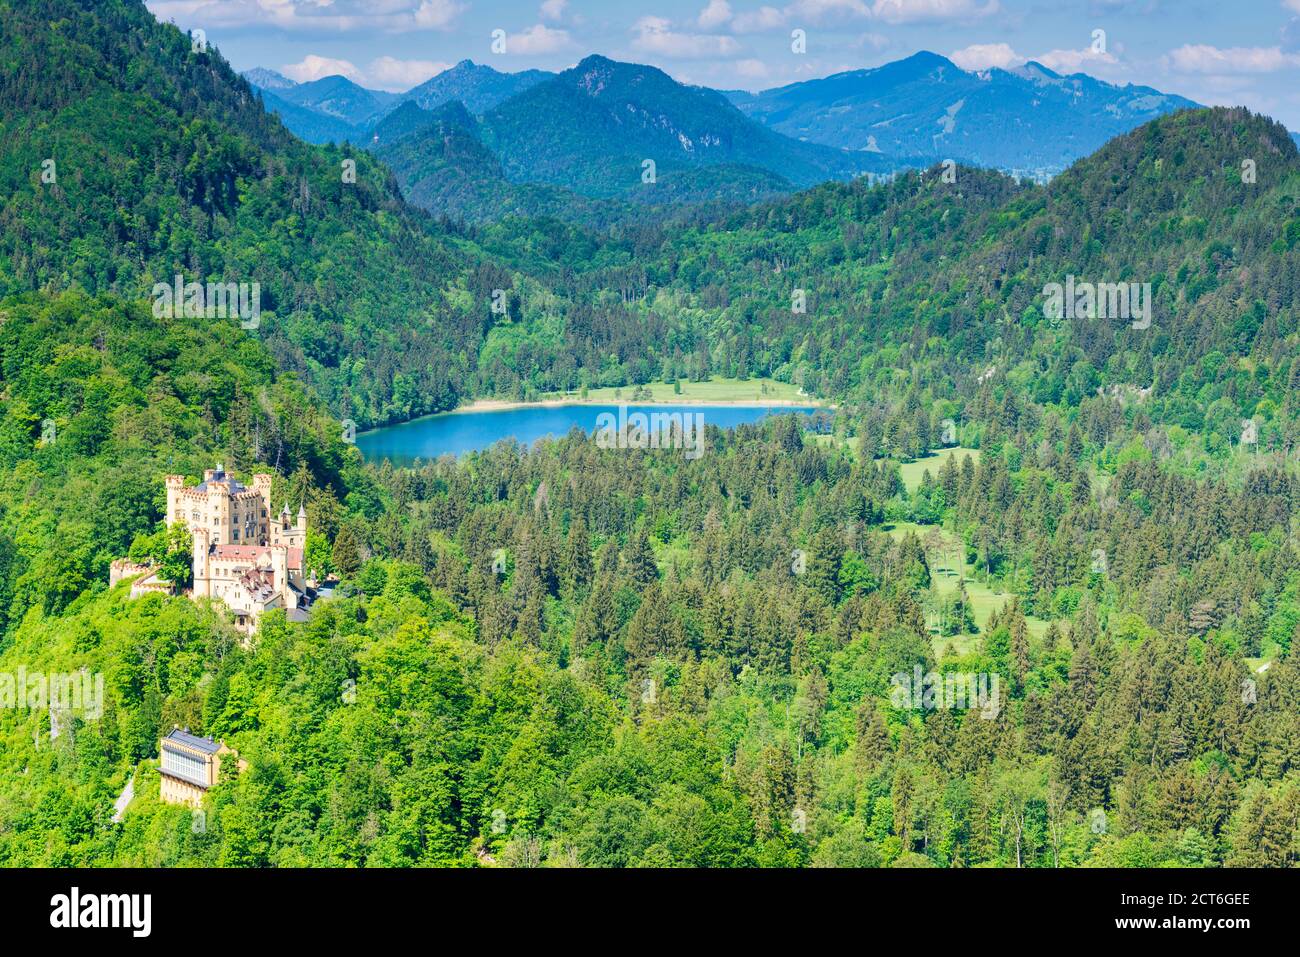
[{"left": 455, "top": 395, "right": 829, "bottom": 414}]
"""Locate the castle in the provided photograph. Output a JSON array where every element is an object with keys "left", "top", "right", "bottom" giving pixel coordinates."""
[
  {"left": 170, "top": 465, "right": 315, "bottom": 632},
  {"left": 113, "top": 464, "right": 319, "bottom": 633}
]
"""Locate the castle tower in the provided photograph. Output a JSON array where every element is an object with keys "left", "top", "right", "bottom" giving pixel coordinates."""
[
  {"left": 191, "top": 527, "right": 211, "bottom": 598},
  {"left": 271, "top": 546, "right": 293, "bottom": 609},
  {"left": 269, "top": 499, "right": 307, "bottom": 549},
  {"left": 252, "top": 474, "right": 274, "bottom": 542},
  {"left": 165, "top": 475, "right": 186, "bottom": 526}
]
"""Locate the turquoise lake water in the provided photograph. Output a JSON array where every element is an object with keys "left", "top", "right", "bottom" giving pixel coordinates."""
[{"left": 355, "top": 403, "right": 819, "bottom": 464}]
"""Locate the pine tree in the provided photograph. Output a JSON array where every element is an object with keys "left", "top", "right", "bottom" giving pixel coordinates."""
[
  {"left": 806, "top": 524, "right": 843, "bottom": 605},
  {"left": 623, "top": 526, "right": 658, "bottom": 586},
  {"left": 564, "top": 515, "right": 594, "bottom": 594},
  {"left": 331, "top": 525, "right": 363, "bottom": 577}
]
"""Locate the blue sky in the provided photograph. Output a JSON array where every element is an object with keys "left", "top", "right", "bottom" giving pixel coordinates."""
[{"left": 147, "top": 0, "right": 1300, "bottom": 128}]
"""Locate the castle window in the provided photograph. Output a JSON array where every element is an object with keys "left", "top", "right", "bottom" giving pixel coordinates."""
[{"left": 161, "top": 746, "right": 208, "bottom": 788}]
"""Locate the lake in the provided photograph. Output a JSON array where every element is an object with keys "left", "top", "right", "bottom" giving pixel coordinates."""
[{"left": 356, "top": 403, "right": 819, "bottom": 464}]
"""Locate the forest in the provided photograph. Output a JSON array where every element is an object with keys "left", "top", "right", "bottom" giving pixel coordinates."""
[{"left": 0, "top": 0, "right": 1298, "bottom": 868}]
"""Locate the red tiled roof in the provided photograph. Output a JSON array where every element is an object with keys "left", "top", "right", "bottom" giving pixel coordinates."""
[
  {"left": 211, "top": 544, "right": 304, "bottom": 570},
  {"left": 212, "top": 544, "right": 270, "bottom": 561}
]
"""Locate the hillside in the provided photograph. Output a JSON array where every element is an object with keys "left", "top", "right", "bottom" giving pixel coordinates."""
[
  {"left": 271, "top": 74, "right": 400, "bottom": 127},
  {"left": 479, "top": 55, "right": 900, "bottom": 197},
  {"left": 373, "top": 99, "right": 792, "bottom": 226},
  {"left": 4, "top": 0, "right": 1300, "bottom": 875},
  {"left": 532, "top": 106, "right": 1300, "bottom": 454},
  {"left": 0, "top": 0, "right": 540, "bottom": 428},
  {"left": 256, "top": 86, "right": 365, "bottom": 144},
  {"left": 373, "top": 100, "right": 595, "bottom": 222}
]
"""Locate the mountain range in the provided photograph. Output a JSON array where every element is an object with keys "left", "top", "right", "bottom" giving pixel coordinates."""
[
  {"left": 9, "top": 0, "right": 1300, "bottom": 874},
  {"left": 244, "top": 50, "right": 1201, "bottom": 218},
  {"left": 267, "top": 73, "right": 402, "bottom": 127},
  {"left": 726, "top": 51, "right": 1200, "bottom": 176},
  {"left": 246, "top": 55, "right": 898, "bottom": 221}
]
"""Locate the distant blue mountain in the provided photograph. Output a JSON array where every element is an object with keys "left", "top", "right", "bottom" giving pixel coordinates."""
[
  {"left": 727, "top": 51, "right": 1201, "bottom": 177},
  {"left": 476, "top": 55, "right": 900, "bottom": 197},
  {"left": 255, "top": 87, "right": 363, "bottom": 144},
  {"left": 244, "top": 62, "right": 552, "bottom": 145},
  {"left": 241, "top": 67, "right": 296, "bottom": 91},
  {"left": 400, "top": 60, "right": 553, "bottom": 114},
  {"left": 273, "top": 74, "right": 400, "bottom": 127}
]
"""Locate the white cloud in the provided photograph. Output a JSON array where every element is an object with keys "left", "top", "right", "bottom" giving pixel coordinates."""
[
  {"left": 949, "top": 42, "right": 1020, "bottom": 70},
  {"left": 702, "top": 0, "right": 995, "bottom": 34},
  {"left": 854, "top": 31, "right": 891, "bottom": 50},
  {"left": 505, "top": 24, "right": 577, "bottom": 55},
  {"left": 733, "top": 5, "right": 789, "bottom": 32},
  {"left": 540, "top": 0, "right": 568, "bottom": 22},
  {"left": 698, "top": 0, "right": 733, "bottom": 29},
  {"left": 735, "top": 57, "right": 772, "bottom": 79},
  {"left": 1166, "top": 44, "right": 1300, "bottom": 74},
  {"left": 631, "top": 16, "right": 742, "bottom": 58},
  {"left": 1034, "top": 46, "right": 1119, "bottom": 73},
  {"left": 785, "top": 0, "right": 870, "bottom": 22},
  {"left": 411, "top": 0, "right": 461, "bottom": 29},
  {"left": 281, "top": 54, "right": 361, "bottom": 83},
  {"left": 366, "top": 56, "right": 452, "bottom": 90},
  {"left": 869, "top": 0, "right": 999, "bottom": 23},
  {"left": 949, "top": 42, "right": 1123, "bottom": 76},
  {"left": 279, "top": 53, "right": 459, "bottom": 90},
  {"left": 146, "top": 0, "right": 464, "bottom": 33}
]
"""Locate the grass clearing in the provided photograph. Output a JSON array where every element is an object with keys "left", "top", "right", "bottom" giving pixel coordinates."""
[
  {"left": 897, "top": 447, "right": 981, "bottom": 494},
  {"left": 549, "top": 377, "right": 816, "bottom": 405},
  {"left": 884, "top": 520, "right": 1053, "bottom": 658}
]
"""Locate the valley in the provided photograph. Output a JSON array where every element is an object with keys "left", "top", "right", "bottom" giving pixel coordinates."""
[{"left": 0, "top": 0, "right": 1297, "bottom": 878}]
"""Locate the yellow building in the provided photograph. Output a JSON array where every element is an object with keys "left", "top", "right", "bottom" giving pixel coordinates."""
[
  {"left": 191, "top": 533, "right": 313, "bottom": 633},
  {"left": 165, "top": 463, "right": 305, "bottom": 549},
  {"left": 158, "top": 727, "right": 244, "bottom": 807},
  {"left": 165, "top": 464, "right": 315, "bottom": 633}
]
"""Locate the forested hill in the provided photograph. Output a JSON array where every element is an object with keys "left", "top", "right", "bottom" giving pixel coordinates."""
[
  {"left": 4, "top": 3, "right": 1300, "bottom": 870},
  {"left": 533, "top": 106, "right": 1300, "bottom": 457},
  {"left": 476, "top": 55, "right": 896, "bottom": 195},
  {"left": 11, "top": 2, "right": 1294, "bottom": 449},
  {"left": 372, "top": 99, "right": 796, "bottom": 227},
  {"left": 0, "top": 0, "right": 520, "bottom": 429}
]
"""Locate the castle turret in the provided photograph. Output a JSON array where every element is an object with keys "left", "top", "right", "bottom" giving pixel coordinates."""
[
  {"left": 165, "top": 475, "right": 186, "bottom": 525},
  {"left": 269, "top": 497, "right": 307, "bottom": 549},
  {"left": 191, "top": 527, "right": 211, "bottom": 598},
  {"left": 253, "top": 473, "right": 273, "bottom": 501},
  {"left": 271, "top": 547, "right": 292, "bottom": 609}
]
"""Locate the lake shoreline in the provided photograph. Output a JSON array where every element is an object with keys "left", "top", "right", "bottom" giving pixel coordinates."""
[
  {"left": 454, "top": 395, "right": 829, "bottom": 415},
  {"left": 356, "top": 400, "right": 825, "bottom": 457}
]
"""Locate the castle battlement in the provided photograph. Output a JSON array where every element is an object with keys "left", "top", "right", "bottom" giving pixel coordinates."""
[{"left": 165, "top": 463, "right": 303, "bottom": 551}]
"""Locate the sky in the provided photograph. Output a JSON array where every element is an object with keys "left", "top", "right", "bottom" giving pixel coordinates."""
[{"left": 145, "top": 0, "right": 1300, "bottom": 128}]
